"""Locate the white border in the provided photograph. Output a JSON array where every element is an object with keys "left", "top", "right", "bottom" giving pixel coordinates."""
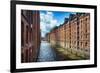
[{"left": 16, "top": 4, "right": 94, "bottom": 69}]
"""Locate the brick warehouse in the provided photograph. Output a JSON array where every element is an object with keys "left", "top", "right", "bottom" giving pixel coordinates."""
[
  {"left": 21, "top": 10, "right": 40, "bottom": 63},
  {"left": 46, "top": 13, "right": 90, "bottom": 59}
]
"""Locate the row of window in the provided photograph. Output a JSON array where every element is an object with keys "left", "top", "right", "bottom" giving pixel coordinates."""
[{"left": 21, "top": 21, "right": 33, "bottom": 47}]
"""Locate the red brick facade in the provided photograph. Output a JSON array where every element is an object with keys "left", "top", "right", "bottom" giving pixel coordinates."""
[
  {"left": 46, "top": 13, "right": 90, "bottom": 58},
  {"left": 21, "top": 10, "right": 40, "bottom": 63}
]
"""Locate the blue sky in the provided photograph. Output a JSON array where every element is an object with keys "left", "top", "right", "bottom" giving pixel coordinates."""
[{"left": 40, "top": 10, "right": 76, "bottom": 37}]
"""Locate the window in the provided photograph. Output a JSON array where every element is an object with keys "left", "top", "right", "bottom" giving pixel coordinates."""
[
  {"left": 26, "top": 25, "right": 28, "bottom": 43},
  {"left": 30, "top": 28, "right": 32, "bottom": 42},
  {"left": 85, "top": 42, "right": 87, "bottom": 46},
  {"left": 21, "top": 21, "right": 24, "bottom": 46},
  {"left": 80, "top": 42, "right": 82, "bottom": 46}
]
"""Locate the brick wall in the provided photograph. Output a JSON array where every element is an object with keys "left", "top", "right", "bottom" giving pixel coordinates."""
[
  {"left": 21, "top": 10, "right": 40, "bottom": 63},
  {"left": 46, "top": 13, "right": 90, "bottom": 57}
]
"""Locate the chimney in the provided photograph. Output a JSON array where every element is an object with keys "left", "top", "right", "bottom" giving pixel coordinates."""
[
  {"left": 64, "top": 18, "right": 69, "bottom": 23},
  {"left": 69, "top": 14, "right": 75, "bottom": 20}
]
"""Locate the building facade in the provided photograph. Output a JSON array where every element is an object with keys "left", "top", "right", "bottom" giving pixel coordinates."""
[
  {"left": 78, "top": 13, "right": 90, "bottom": 52},
  {"left": 21, "top": 10, "right": 40, "bottom": 63},
  {"left": 46, "top": 13, "right": 90, "bottom": 58}
]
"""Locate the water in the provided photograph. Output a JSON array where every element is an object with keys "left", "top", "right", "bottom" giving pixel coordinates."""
[{"left": 37, "top": 41, "right": 57, "bottom": 62}]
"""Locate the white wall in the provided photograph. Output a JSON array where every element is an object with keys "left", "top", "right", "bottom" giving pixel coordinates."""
[{"left": 0, "top": 0, "right": 99, "bottom": 73}]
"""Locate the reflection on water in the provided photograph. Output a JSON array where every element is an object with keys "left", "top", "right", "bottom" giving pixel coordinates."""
[{"left": 37, "top": 41, "right": 57, "bottom": 62}]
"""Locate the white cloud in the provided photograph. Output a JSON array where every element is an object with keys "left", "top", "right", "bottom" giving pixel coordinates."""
[{"left": 40, "top": 11, "right": 58, "bottom": 37}]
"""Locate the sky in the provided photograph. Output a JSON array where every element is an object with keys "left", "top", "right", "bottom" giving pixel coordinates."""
[{"left": 40, "top": 10, "right": 76, "bottom": 37}]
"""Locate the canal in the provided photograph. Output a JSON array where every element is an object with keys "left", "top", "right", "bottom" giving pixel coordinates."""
[{"left": 37, "top": 41, "right": 60, "bottom": 62}]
